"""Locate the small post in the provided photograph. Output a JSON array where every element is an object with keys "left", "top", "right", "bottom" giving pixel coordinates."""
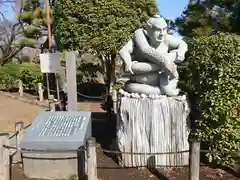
[
  {"left": 15, "top": 122, "right": 24, "bottom": 166},
  {"left": 112, "top": 89, "right": 117, "bottom": 114},
  {"left": 18, "top": 80, "right": 23, "bottom": 97},
  {"left": 49, "top": 95, "right": 56, "bottom": 112},
  {"left": 0, "top": 133, "right": 10, "bottom": 180},
  {"left": 38, "top": 83, "right": 44, "bottom": 102},
  {"left": 189, "top": 136, "right": 200, "bottom": 180},
  {"left": 87, "top": 137, "right": 97, "bottom": 180}
]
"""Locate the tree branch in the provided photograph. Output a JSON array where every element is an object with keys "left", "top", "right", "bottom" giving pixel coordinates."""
[
  {"left": 0, "top": 11, "right": 7, "bottom": 21},
  {"left": 1, "top": 46, "right": 22, "bottom": 66}
]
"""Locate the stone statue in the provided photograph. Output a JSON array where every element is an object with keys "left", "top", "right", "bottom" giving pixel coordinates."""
[{"left": 119, "top": 15, "right": 188, "bottom": 97}]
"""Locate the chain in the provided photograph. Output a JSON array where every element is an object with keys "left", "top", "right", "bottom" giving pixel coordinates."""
[
  {"left": 2, "top": 145, "right": 86, "bottom": 153},
  {"left": 42, "top": 86, "right": 109, "bottom": 99},
  {"left": 3, "top": 144, "right": 211, "bottom": 155},
  {"left": 101, "top": 149, "right": 190, "bottom": 155}
]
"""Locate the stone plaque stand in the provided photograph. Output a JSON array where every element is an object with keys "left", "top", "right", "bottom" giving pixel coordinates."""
[
  {"left": 117, "top": 93, "right": 190, "bottom": 167},
  {"left": 20, "top": 112, "right": 92, "bottom": 179}
]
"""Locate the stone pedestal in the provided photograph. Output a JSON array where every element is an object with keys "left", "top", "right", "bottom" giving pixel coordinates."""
[
  {"left": 20, "top": 112, "right": 92, "bottom": 179},
  {"left": 22, "top": 150, "right": 86, "bottom": 180},
  {"left": 117, "top": 94, "right": 190, "bottom": 167}
]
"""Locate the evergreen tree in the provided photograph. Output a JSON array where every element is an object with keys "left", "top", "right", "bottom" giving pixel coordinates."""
[
  {"left": 53, "top": 0, "right": 157, "bottom": 88},
  {"left": 0, "top": 0, "right": 49, "bottom": 65},
  {"left": 18, "top": 0, "right": 49, "bottom": 45},
  {"left": 54, "top": 0, "right": 156, "bottom": 56},
  {"left": 175, "top": 0, "right": 240, "bottom": 37}
]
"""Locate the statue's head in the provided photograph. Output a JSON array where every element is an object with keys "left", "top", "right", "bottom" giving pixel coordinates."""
[{"left": 146, "top": 15, "right": 168, "bottom": 43}]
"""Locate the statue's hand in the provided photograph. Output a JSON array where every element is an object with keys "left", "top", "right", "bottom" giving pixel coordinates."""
[
  {"left": 161, "top": 52, "right": 179, "bottom": 79},
  {"left": 123, "top": 61, "right": 135, "bottom": 75},
  {"left": 127, "top": 61, "right": 139, "bottom": 75},
  {"left": 171, "top": 49, "right": 185, "bottom": 63},
  {"left": 124, "top": 64, "right": 132, "bottom": 74}
]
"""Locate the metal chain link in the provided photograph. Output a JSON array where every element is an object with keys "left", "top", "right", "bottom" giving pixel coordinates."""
[
  {"left": 2, "top": 144, "right": 190, "bottom": 155},
  {"left": 42, "top": 86, "right": 109, "bottom": 99},
  {"left": 2, "top": 144, "right": 210, "bottom": 155},
  {"left": 4, "top": 113, "right": 212, "bottom": 156},
  {"left": 101, "top": 149, "right": 190, "bottom": 155},
  {"left": 2, "top": 145, "right": 86, "bottom": 153}
]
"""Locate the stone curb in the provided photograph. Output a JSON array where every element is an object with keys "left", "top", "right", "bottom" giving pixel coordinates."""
[{"left": 0, "top": 91, "right": 49, "bottom": 108}]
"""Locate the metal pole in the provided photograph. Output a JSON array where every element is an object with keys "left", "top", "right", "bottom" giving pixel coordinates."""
[
  {"left": 56, "top": 74, "right": 60, "bottom": 100},
  {"left": 45, "top": 0, "right": 52, "bottom": 49},
  {"left": 46, "top": 73, "right": 50, "bottom": 99}
]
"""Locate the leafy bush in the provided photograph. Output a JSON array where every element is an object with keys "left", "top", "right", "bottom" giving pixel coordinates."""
[
  {"left": 0, "top": 74, "right": 16, "bottom": 91},
  {"left": 179, "top": 33, "right": 240, "bottom": 167},
  {"left": 18, "top": 69, "right": 42, "bottom": 92},
  {"left": 0, "top": 63, "right": 42, "bottom": 94}
]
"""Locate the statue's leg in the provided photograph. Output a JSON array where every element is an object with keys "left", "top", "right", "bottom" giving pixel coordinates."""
[
  {"left": 130, "top": 72, "right": 160, "bottom": 85},
  {"left": 130, "top": 61, "right": 162, "bottom": 74},
  {"left": 124, "top": 81, "right": 162, "bottom": 95},
  {"left": 159, "top": 72, "right": 180, "bottom": 96}
]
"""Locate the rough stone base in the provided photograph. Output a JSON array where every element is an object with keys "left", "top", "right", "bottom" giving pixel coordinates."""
[{"left": 117, "top": 95, "right": 190, "bottom": 167}]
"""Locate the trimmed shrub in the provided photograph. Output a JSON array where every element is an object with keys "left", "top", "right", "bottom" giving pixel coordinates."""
[
  {"left": 0, "top": 63, "right": 42, "bottom": 94},
  {"left": 179, "top": 33, "right": 240, "bottom": 167}
]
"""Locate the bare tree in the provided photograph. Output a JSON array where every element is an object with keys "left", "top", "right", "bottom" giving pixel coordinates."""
[
  {"left": 0, "top": 0, "right": 16, "bottom": 5},
  {"left": 12, "top": 0, "right": 22, "bottom": 13},
  {"left": 0, "top": 12, "right": 27, "bottom": 65},
  {"left": 0, "top": 0, "right": 21, "bottom": 20},
  {"left": 0, "top": 0, "right": 49, "bottom": 66}
]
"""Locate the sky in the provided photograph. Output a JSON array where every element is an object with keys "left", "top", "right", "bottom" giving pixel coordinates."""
[
  {"left": 1, "top": 0, "right": 189, "bottom": 21},
  {"left": 157, "top": 0, "right": 188, "bottom": 20},
  {"left": 0, "top": 1, "right": 15, "bottom": 20}
]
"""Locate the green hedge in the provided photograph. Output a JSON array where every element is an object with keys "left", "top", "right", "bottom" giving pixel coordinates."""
[
  {"left": 179, "top": 33, "right": 240, "bottom": 167},
  {"left": 0, "top": 63, "right": 42, "bottom": 93}
]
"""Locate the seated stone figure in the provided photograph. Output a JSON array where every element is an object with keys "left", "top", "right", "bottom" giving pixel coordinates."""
[{"left": 119, "top": 15, "right": 188, "bottom": 96}]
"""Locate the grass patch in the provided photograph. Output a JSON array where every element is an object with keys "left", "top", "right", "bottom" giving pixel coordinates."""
[{"left": 0, "top": 63, "right": 41, "bottom": 76}]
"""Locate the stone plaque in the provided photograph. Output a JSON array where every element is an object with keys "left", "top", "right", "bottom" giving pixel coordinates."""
[{"left": 20, "top": 111, "right": 92, "bottom": 151}]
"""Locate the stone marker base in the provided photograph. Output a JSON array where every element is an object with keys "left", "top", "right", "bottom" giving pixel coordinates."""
[
  {"left": 117, "top": 95, "right": 190, "bottom": 167},
  {"left": 20, "top": 112, "right": 92, "bottom": 179},
  {"left": 22, "top": 150, "right": 86, "bottom": 180}
]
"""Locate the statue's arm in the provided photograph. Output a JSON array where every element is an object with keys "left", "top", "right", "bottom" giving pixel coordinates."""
[
  {"left": 133, "top": 29, "right": 166, "bottom": 65},
  {"left": 119, "top": 39, "right": 134, "bottom": 73},
  {"left": 133, "top": 29, "right": 153, "bottom": 53},
  {"left": 165, "top": 35, "right": 188, "bottom": 63},
  {"left": 133, "top": 29, "right": 179, "bottom": 78},
  {"left": 119, "top": 39, "right": 161, "bottom": 75}
]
